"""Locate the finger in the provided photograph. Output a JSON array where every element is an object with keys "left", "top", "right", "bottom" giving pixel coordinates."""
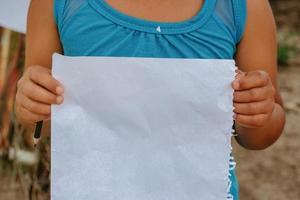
[
  {"left": 235, "top": 70, "right": 246, "bottom": 79},
  {"left": 235, "top": 114, "right": 269, "bottom": 128},
  {"left": 232, "top": 70, "right": 246, "bottom": 89},
  {"left": 22, "top": 80, "right": 63, "bottom": 105},
  {"left": 28, "top": 66, "right": 64, "bottom": 95},
  {"left": 233, "top": 71, "right": 269, "bottom": 91},
  {"left": 19, "top": 106, "right": 50, "bottom": 124},
  {"left": 234, "top": 100, "right": 274, "bottom": 115},
  {"left": 233, "top": 86, "right": 270, "bottom": 103},
  {"left": 16, "top": 92, "right": 51, "bottom": 115}
]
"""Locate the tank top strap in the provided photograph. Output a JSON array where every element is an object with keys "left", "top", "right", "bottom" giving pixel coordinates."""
[
  {"left": 214, "top": 0, "right": 247, "bottom": 44},
  {"left": 54, "top": 0, "right": 87, "bottom": 32}
]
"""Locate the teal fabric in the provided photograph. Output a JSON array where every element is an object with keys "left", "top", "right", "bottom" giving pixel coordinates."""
[{"left": 54, "top": 0, "right": 247, "bottom": 199}]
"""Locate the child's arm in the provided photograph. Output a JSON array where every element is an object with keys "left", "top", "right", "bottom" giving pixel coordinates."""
[
  {"left": 233, "top": 0, "right": 285, "bottom": 150},
  {"left": 15, "top": 0, "right": 63, "bottom": 135}
]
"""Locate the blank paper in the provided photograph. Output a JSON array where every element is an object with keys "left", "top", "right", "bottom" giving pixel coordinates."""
[{"left": 51, "top": 54, "right": 235, "bottom": 200}]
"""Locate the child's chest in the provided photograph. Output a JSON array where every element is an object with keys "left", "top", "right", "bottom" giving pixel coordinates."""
[
  {"left": 105, "top": 0, "right": 204, "bottom": 22},
  {"left": 59, "top": 0, "right": 236, "bottom": 58}
]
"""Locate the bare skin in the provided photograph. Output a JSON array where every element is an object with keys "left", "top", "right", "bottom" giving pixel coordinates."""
[
  {"left": 104, "top": 0, "right": 204, "bottom": 22},
  {"left": 234, "top": 0, "right": 285, "bottom": 149},
  {"left": 16, "top": 0, "right": 62, "bottom": 135},
  {"left": 16, "top": 0, "right": 285, "bottom": 150}
]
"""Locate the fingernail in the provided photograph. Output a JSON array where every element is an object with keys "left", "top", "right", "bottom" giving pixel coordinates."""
[
  {"left": 56, "top": 96, "right": 64, "bottom": 104},
  {"left": 235, "top": 70, "right": 245, "bottom": 79},
  {"left": 233, "top": 113, "right": 237, "bottom": 120},
  {"left": 56, "top": 86, "right": 64, "bottom": 95},
  {"left": 235, "top": 69, "right": 242, "bottom": 75},
  {"left": 233, "top": 80, "right": 239, "bottom": 89}
]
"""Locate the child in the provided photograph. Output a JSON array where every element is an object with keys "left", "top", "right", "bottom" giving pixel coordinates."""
[{"left": 15, "top": 0, "right": 285, "bottom": 199}]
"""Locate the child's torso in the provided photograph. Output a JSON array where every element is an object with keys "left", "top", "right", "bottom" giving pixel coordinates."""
[
  {"left": 54, "top": 0, "right": 246, "bottom": 60},
  {"left": 54, "top": 1, "right": 247, "bottom": 198}
]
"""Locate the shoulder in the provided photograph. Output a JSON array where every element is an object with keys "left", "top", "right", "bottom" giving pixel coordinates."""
[
  {"left": 236, "top": 0, "right": 277, "bottom": 64},
  {"left": 26, "top": 0, "right": 62, "bottom": 68},
  {"left": 238, "top": 0, "right": 276, "bottom": 50},
  {"left": 27, "top": 0, "right": 56, "bottom": 30},
  {"left": 227, "top": 0, "right": 275, "bottom": 43},
  {"left": 243, "top": 0, "right": 276, "bottom": 38},
  {"left": 27, "top": 0, "right": 57, "bottom": 37},
  {"left": 246, "top": 0, "right": 271, "bottom": 10},
  {"left": 245, "top": 0, "right": 275, "bottom": 22},
  {"left": 28, "top": 0, "right": 54, "bottom": 18}
]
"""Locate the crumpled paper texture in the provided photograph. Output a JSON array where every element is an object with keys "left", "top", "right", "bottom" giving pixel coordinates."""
[{"left": 51, "top": 54, "right": 235, "bottom": 200}]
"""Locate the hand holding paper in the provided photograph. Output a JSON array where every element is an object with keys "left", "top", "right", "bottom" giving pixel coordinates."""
[{"left": 233, "top": 70, "right": 276, "bottom": 128}]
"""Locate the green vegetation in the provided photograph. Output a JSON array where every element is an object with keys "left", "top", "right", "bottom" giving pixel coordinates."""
[{"left": 277, "top": 31, "right": 299, "bottom": 66}]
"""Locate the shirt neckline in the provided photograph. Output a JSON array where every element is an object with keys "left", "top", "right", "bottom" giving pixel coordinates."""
[{"left": 88, "top": 0, "right": 217, "bottom": 34}]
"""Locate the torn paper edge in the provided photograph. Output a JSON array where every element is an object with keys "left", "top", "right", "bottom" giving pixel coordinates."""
[{"left": 226, "top": 65, "right": 238, "bottom": 200}]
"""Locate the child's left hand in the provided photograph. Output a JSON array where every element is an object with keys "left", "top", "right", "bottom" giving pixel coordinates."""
[{"left": 232, "top": 70, "right": 276, "bottom": 128}]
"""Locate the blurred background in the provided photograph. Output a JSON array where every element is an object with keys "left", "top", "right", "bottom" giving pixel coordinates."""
[{"left": 0, "top": 0, "right": 299, "bottom": 199}]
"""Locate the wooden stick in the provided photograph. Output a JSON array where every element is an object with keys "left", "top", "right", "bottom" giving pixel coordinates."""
[{"left": 0, "top": 28, "right": 11, "bottom": 93}]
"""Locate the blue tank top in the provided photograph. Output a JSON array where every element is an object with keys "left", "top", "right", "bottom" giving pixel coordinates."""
[{"left": 54, "top": 0, "right": 247, "bottom": 199}]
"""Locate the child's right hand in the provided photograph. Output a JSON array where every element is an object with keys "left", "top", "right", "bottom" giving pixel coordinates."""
[{"left": 16, "top": 65, "right": 64, "bottom": 125}]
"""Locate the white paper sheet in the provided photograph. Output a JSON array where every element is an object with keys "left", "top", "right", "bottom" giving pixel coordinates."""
[
  {"left": 0, "top": 0, "right": 30, "bottom": 33},
  {"left": 51, "top": 53, "right": 235, "bottom": 200}
]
